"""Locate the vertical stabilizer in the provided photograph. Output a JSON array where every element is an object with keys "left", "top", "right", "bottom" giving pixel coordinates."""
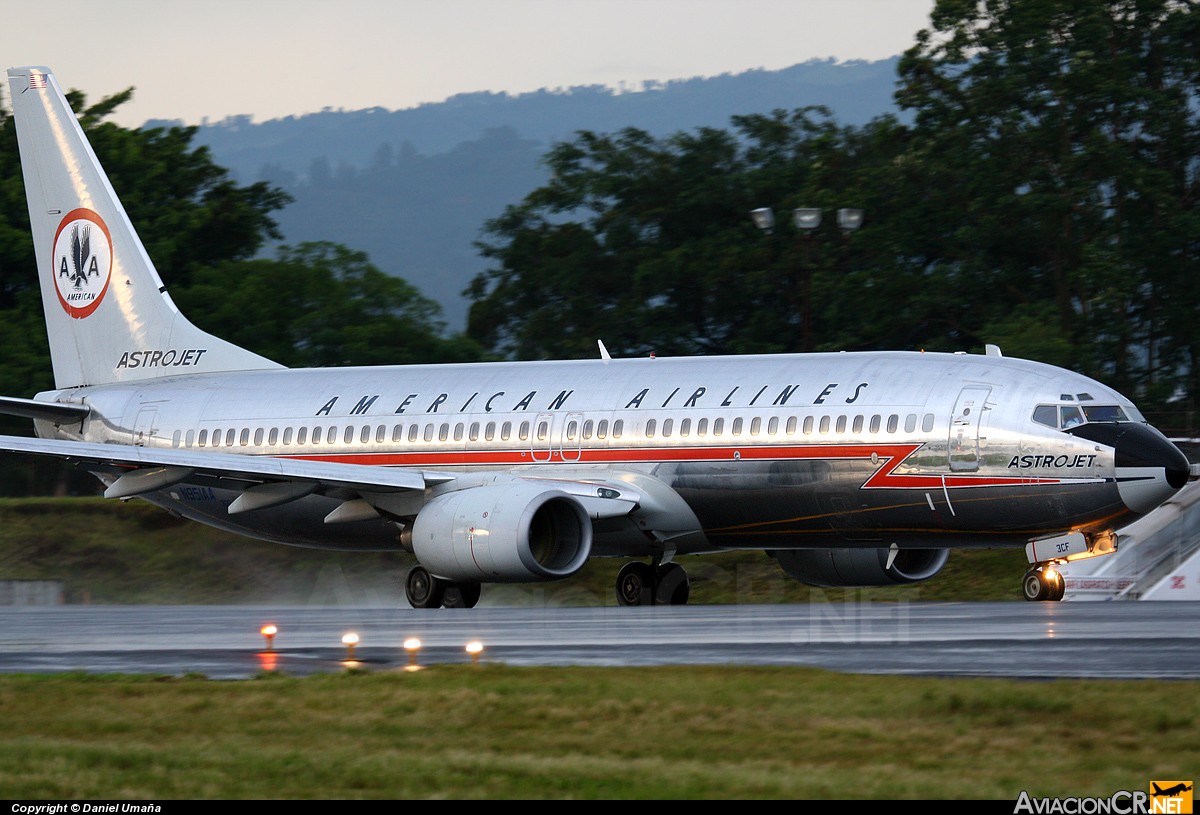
[{"left": 7, "top": 66, "right": 282, "bottom": 389}]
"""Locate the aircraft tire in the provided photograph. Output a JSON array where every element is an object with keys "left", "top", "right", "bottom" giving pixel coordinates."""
[
  {"left": 1022, "top": 569, "right": 1048, "bottom": 601},
  {"left": 405, "top": 565, "right": 447, "bottom": 609},
  {"left": 443, "top": 581, "right": 482, "bottom": 609},
  {"left": 1022, "top": 568, "right": 1065, "bottom": 602},
  {"left": 616, "top": 561, "right": 655, "bottom": 606},
  {"left": 654, "top": 563, "right": 690, "bottom": 605}
]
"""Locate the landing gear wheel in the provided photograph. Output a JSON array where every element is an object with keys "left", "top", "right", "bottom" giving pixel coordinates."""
[
  {"left": 1022, "top": 568, "right": 1065, "bottom": 602},
  {"left": 654, "top": 563, "right": 690, "bottom": 606},
  {"left": 443, "top": 581, "right": 482, "bottom": 609},
  {"left": 616, "top": 561, "right": 655, "bottom": 606},
  {"left": 405, "top": 565, "right": 446, "bottom": 609},
  {"left": 1047, "top": 570, "right": 1066, "bottom": 602}
]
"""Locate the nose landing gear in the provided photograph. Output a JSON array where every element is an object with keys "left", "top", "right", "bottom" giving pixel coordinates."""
[{"left": 1022, "top": 566, "right": 1065, "bottom": 602}]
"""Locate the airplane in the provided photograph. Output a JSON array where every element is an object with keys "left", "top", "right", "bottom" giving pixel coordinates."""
[
  {"left": 0, "top": 65, "right": 1192, "bottom": 608},
  {"left": 1152, "top": 783, "right": 1193, "bottom": 797}
]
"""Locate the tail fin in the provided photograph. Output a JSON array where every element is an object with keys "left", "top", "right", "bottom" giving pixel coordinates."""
[{"left": 6, "top": 66, "right": 282, "bottom": 390}]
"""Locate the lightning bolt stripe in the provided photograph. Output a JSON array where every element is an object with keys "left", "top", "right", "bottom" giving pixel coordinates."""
[{"left": 277, "top": 442, "right": 1100, "bottom": 490}]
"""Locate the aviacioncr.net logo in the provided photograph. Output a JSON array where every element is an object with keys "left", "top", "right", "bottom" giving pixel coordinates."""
[{"left": 51, "top": 208, "right": 113, "bottom": 319}]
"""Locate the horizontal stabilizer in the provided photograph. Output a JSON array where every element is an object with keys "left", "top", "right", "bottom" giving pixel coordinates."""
[{"left": 0, "top": 396, "right": 90, "bottom": 424}]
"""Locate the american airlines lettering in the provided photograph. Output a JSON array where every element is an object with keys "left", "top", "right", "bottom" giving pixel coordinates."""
[{"left": 310, "top": 381, "right": 873, "bottom": 417}]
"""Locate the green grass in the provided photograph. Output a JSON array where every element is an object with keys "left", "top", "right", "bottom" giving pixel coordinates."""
[
  {"left": 0, "top": 497, "right": 1032, "bottom": 605},
  {"left": 0, "top": 667, "right": 1194, "bottom": 799}
]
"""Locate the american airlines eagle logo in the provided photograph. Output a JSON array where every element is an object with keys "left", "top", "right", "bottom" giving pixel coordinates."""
[{"left": 51, "top": 208, "right": 113, "bottom": 318}]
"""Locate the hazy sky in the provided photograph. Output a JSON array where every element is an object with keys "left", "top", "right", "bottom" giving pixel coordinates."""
[{"left": 3, "top": 0, "right": 936, "bottom": 128}]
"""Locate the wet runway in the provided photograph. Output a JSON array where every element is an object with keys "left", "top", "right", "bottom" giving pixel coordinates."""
[{"left": 0, "top": 601, "right": 1198, "bottom": 680}]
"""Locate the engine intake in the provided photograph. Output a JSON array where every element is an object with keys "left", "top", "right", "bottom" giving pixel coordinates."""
[
  {"left": 773, "top": 547, "right": 950, "bottom": 588},
  {"left": 410, "top": 482, "right": 592, "bottom": 582}
]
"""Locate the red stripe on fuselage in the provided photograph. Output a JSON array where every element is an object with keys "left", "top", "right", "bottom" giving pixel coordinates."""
[{"left": 279, "top": 442, "right": 1071, "bottom": 489}]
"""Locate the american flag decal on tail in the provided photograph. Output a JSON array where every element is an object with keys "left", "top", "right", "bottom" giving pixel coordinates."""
[{"left": 28, "top": 72, "right": 46, "bottom": 89}]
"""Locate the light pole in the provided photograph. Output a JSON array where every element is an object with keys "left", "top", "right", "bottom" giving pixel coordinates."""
[{"left": 751, "top": 206, "right": 863, "bottom": 352}]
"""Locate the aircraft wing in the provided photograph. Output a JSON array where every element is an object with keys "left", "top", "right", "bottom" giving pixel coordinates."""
[{"left": 0, "top": 434, "right": 642, "bottom": 520}]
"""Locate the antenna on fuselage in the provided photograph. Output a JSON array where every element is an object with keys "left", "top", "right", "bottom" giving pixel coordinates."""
[
  {"left": 986, "top": 344, "right": 1003, "bottom": 357},
  {"left": 598, "top": 340, "right": 612, "bottom": 363}
]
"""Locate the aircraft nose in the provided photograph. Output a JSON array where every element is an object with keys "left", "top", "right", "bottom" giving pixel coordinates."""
[{"left": 1067, "top": 422, "right": 1190, "bottom": 515}]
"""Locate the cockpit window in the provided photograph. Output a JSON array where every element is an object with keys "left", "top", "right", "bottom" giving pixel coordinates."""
[
  {"left": 1061, "top": 406, "right": 1084, "bottom": 429},
  {"left": 1082, "top": 404, "right": 1127, "bottom": 422},
  {"left": 1032, "top": 403, "right": 1128, "bottom": 429},
  {"left": 1032, "top": 405, "right": 1058, "bottom": 428}
]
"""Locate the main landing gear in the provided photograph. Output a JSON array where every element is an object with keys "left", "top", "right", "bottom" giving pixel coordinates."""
[
  {"left": 1022, "top": 566, "right": 1065, "bottom": 602},
  {"left": 404, "top": 565, "right": 482, "bottom": 609},
  {"left": 616, "top": 561, "right": 691, "bottom": 606}
]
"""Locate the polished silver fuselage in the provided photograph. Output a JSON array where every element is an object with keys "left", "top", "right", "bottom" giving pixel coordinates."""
[{"left": 39, "top": 350, "right": 1142, "bottom": 556}]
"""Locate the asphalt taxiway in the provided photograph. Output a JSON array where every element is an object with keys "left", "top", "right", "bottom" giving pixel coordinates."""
[{"left": 0, "top": 601, "right": 1197, "bottom": 679}]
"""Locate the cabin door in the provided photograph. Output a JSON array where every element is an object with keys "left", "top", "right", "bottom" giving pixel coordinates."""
[{"left": 948, "top": 386, "right": 991, "bottom": 472}]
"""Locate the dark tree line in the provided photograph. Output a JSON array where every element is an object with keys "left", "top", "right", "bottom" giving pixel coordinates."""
[{"left": 466, "top": 0, "right": 1200, "bottom": 431}]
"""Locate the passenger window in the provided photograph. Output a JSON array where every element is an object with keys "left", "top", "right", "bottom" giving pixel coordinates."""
[
  {"left": 583, "top": 420, "right": 593, "bottom": 439},
  {"left": 453, "top": 423, "right": 464, "bottom": 441},
  {"left": 662, "top": 419, "right": 672, "bottom": 437},
  {"left": 750, "top": 417, "right": 761, "bottom": 436},
  {"left": 567, "top": 420, "right": 578, "bottom": 440},
  {"left": 598, "top": 420, "right": 609, "bottom": 439},
  {"left": 696, "top": 418, "right": 707, "bottom": 437},
  {"left": 803, "top": 416, "right": 814, "bottom": 435},
  {"left": 326, "top": 426, "right": 336, "bottom": 444},
  {"left": 359, "top": 425, "right": 370, "bottom": 444},
  {"left": 423, "top": 424, "right": 434, "bottom": 442},
  {"left": 922, "top": 413, "right": 935, "bottom": 432},
  {"left": 376, "top": 425, "right": 386, "bottom": 443},
  {"left": 836, "top": 416, "right": 847, "bottom": 434},
  {"left": 501, "top": 421, "right": 512, "bottom": 441},
  {"left": 392, "top": 424, "right": 403, "bottom": 442},
  {"left": 439, "top": 423, "right": 449, "bottom": 441},
  {"left": 485, "top": 422, "right": 494, "bottom": 442},
  {"left": 268, "top": 428, "right": 279, "bottom": 445},
  {"left": 469, "top": 423, "right": 480, "bottom": 442},
  {"left": 520, "top": 421, "right": 530, "bottom": 440},
  {"left": 786, "top": 416, "right": 797, "bottom": 434},
  {"left": 296, "top": 427, "right": 305, "bottom": 445},
  {"left": 198, "top": 429, "right": 208, "bottom": 447},
  {"left": 819, "top": 416, "right": 830, "bottom": 434},
  {"left": 239, "top": 429, "right": 249, "bottom": 446},
  {"left": 887, "top": 415, "right": 898, "bottom": 433},
  {"left": 345, "top": 426, "right": 356, "bottom": 444},
  {"left": 732, "top": 418, "right": 743, "bottom": 436},
  {"left": 852, "top": 416, "right": 864, "bottom": 433},
  {"left": 185, "top": 429, "right": 194, "bottom": 447},
  {"left": 645, "top": 419, "right": 656, "bottom": 438},
  {"left": 680, "top": 419, "right": 690, "bottom": 437},
  {"left": 312, "top": 427, "right": 322, "bottom": 444},
  {"left": 869, "top": 415, "right": 881, "bottom": 433},
  {"left": 408, "top": 425, "right": 419, "bottom": 442},
  {"left": 768, "top": 417, "right": 779, "bottom": 435},
  {"left": 613, "top": 420, "right": 623, "bottom": 438},
  {"left": 283, "top": 427, "right": 293, "bottom": 445},
  {"left": 904, "top": 414, "right": 917, "bottom": 433},
  {"left": 712, "top": 418, "right": 723, "bottom": 436},
  {"left": 172, "top": 430, "right": 181, "bottom": 448}
]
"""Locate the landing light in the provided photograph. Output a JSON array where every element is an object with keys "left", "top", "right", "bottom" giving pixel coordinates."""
[{"left": 260, "top": 624, "right": 278, "bottom": 651}]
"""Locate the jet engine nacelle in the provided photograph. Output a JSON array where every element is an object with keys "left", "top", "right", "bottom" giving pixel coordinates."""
[
  {"left": 410, "top": 482, "right": 593, "bottom": 582},
  {"left": 772, "top": 547, "right": 950, "bottom": 588}
]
